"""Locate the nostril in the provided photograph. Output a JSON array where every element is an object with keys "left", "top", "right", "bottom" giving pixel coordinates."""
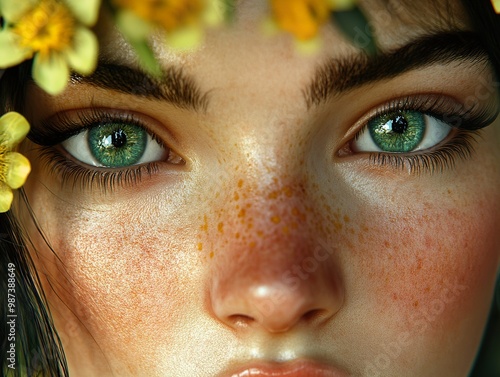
[
  {"left": 227, "top": 314, "right": 255, "bottom": 328},
  {"left": 302, "top": 308, "right": 332, "bottom": 324}
]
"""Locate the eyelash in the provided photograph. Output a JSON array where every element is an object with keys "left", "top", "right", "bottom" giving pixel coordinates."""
[
  {"left": 32, "top": 108, "right": 176, "bottom": 192},
  {"left": 31, "top": 94, "right": 496, "bottom": 192},
  {"left": 346, "top": 95, "right": 496, "bottom": 174}
]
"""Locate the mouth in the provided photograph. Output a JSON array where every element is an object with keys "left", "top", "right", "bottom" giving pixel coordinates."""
[{"left": 218, "top": 360, "right": 350, "bottom": 377}]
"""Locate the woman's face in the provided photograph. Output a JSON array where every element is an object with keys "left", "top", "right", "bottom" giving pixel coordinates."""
[{"left": 15, "top": 0, "right": 500, "bottom": 376}]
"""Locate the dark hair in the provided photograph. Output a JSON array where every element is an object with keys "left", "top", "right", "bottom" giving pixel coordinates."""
[{"left": 1, "top": 1, "right": 499, "bottom": 376}]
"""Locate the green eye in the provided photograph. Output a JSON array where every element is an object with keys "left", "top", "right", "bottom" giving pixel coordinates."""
[
  {"left": 353, "top": 110, "right": 452, "bottom": 154},
  {"left": 368, "top": 111, "right": 425, "bottom": 153},
  {"left": 88, "top": 123, "right": 147, "bottom": 167},
  {"left": 62, "top": 122, "right": 171, "bottom": 168}
]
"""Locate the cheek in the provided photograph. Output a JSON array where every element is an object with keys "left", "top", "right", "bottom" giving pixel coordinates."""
[
  {"left": 349, "top": 187, "right": 500, "bottom": 369},
  {"left": 26, "top": 200, "right": 204, "bottom": 371}
]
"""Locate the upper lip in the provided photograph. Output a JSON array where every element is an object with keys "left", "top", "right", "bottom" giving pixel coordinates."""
[{"left": 218, "top": 360, "right": 350, "bottom": 377}]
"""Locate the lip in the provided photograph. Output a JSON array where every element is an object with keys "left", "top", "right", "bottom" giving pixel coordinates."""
[{"left": 218, "top": 360, "right": 350, "bottom": 377}]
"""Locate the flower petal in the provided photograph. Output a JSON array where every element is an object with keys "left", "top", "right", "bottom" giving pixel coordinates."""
[
  {"left": 0, "top": 0, "right": 33, "bottom": 22},
  {"left": 5, "top": 152, "right": 31, "bottom": 189},
  {"left": 32, "top": 53, "right": 70, "bottom": 95},
  {"left": 0, "top": 31, "right": 32, "bottom": 68},
  {"left": 65, "top": 27, "right": 98, "bottom": 75},
  {"left": 165, "top": 26, "right": 203, "bottom": 50},
  {"left": 116, "top": 10, "right": 152, "bottom": 41},
  {"left": 65, "top": 0, "right": 101, "bottom": 26},
  {"left": 0, "top": 112, "right": 30, "bottom": 147},
  {"left": 0, "top": 182, "right": 13, "bottom": 213},
  {"left": 492, "top": 0, "right": 500, "bottom": 13}
]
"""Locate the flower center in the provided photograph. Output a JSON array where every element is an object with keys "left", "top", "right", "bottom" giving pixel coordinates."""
[
  {"left": 12, "top": 0, "right": 75, "bottom": 59},
  {"left": 0, "top": 145, "right": 7, "bottom": 183}
]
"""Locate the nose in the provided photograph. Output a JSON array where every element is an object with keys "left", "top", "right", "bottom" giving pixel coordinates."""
[
  {"left": 208, "top": 183, "right": 345, "bottom": 333},
  {"left": 211, "top": 266, "right": 344, "bottom": 333}
]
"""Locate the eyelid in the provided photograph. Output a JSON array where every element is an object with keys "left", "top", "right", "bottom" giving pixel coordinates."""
[
  {"left": 336, "top": 93, "right": 497, "bottom": 157},
  {"left": 30, "top": 107, "right": 181, "bottom": 151}
]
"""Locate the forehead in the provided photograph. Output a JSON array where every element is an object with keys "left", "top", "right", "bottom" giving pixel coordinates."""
[{"left": 96, "top": 0, "right": 471, "bottom": 66}]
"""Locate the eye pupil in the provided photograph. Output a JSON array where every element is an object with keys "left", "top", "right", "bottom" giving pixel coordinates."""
[
  {"left": 368, "top": 111, "right": 425, "bottom": 153},
  {"left": 88, "top": 123, "right": 147, "bottom": 167},
  {"left": 391, "top": 115, "right": 408, "bottom": 134},
  {"left": 111, "top": 129, "right": 127, "bottom": 148}
]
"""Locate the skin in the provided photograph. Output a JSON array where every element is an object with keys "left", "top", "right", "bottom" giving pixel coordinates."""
[{"left": 12, "top": 0, "right": 500, "bottom": 376}]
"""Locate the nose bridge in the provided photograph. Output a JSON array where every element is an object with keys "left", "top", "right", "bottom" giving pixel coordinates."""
[{"left": 208, "top": 177, "right": 345, "bottom": 333}]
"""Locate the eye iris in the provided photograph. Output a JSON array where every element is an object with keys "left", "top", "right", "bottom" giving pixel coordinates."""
[
  {"left": 88, "top": 124, "right": 147, "bottom": 167},
  {"left": 368, "top": 111, "right": 425, "bottom": 152}
]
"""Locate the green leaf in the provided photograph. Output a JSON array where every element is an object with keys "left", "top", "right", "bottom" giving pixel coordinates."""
[
  {"left": 128, "top": 40, "right": 162, "bottom": 77},
  {"left": 331, "top": 6, "right": 378, "bottom": 56}
]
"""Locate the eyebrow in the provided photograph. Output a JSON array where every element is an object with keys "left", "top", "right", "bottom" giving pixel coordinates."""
[
  {"left": 304, "top": 31, "right": 490, "bottom": 109},
  {"left": 70, "top": 63, "right": 209, "bottom": 112}
]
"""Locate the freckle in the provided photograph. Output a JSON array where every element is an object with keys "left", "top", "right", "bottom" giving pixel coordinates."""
[
  {"left": 282, "top": 226, "right": 289, "bottom": 234},
  {"left": 234, "top": 192, "right": 240, "bottom": 201},
  {"left": 271, "top": 216, "right": 281, "bottom": 224},
  {"left": 215, "top": 192, "right": 220, "bottom": 198},
  {"left": 392, "top": 293, "right": 398, "bottom": 300},
  {"left": 218, "top": 222, "right": 224, "bottom": 233},
  {"left": 235, "top": 232, "right": 240, "bottom": 239},
  {"left": 333, "top": 221, "right": 343, "bottom": 231},
  {"left": 291, "top": 207, "right": 299, "bottom": 216},
  {"left": 257, "top": 230, "right": 264, "bottom": 237},
  {"left": 238, "top": 179, "right": 244, "bottom": 188},
  {"left": 249, "top": 241, "right": 256, "bottom": 248},
  {"left": 344, "top": 215, "right": 350, "bottom": 223},
  {"left": 238, "top": 209, "right": 246, "bottom": 218},
  {"left": 425, "top": 286, "right": 430, "bottom": 293},
  {"left": 268, "top": 191, "right": 279, "bottom": 199},
  {"left": 201, "top": 215, "right": 208, "bottom": 232},
  {"left": 210, "top": 251, "right": 214, "bottom": 258},
  {"left": 291, "top": 222, "right": 298, "bottom": 229},
  {"left": 247, "top": 222, "right": 253, "bottom": 229},
  {"left": 283, "top": 186, "right": 292, "bottom": 197},
  {"left": 197, "top": 242, "right": 203, "bottom": 251},
  {"left": 384, "top": 240, "right": 390, "bottom": 248},
  {"left": 413, "top": 301, "right": 419, "bottom": 307}
]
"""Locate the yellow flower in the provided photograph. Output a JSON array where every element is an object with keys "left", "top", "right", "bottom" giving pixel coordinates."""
[
  {"left": 0, "top": 112, "right": 31, "bottom": 213},
  {"left": 270, "top": 0, "right": 357, "bottom": 40},
  {"left": 0, "top": 0, "right": 100, "bottom": 95},
  {"left": 492, "top": 0, "right": 500, "bottom": 13},
  {"left": 113, "top": 0, "right": 204, "bottom": 32},
  {"left": 113, "top": 0, "right": 226, "bottom": 50},
  {"left": 271, "top": 0, "right": 330, "bottom": 40}
]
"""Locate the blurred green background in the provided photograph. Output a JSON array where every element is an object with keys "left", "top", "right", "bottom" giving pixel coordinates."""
[{"left": 470, "top": 278, "right": 500, "bottom": 377}]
